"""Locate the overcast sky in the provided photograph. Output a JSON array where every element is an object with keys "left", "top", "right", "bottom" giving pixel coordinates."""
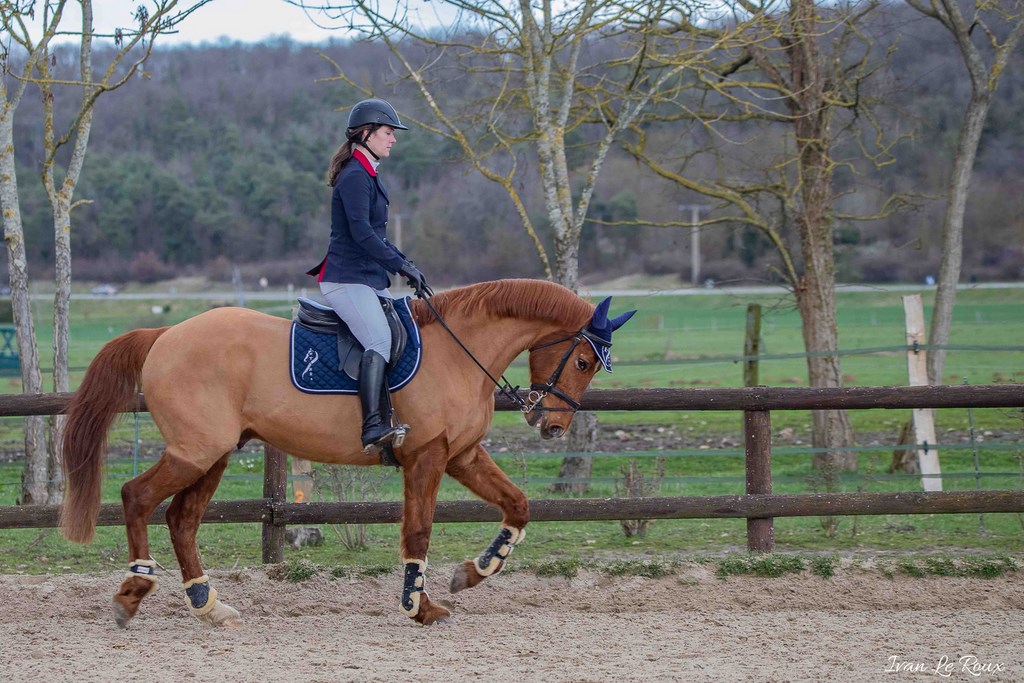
[
  {"left": 84, "top": 1, "right": 459, "bottom": 46},
  {"left": 88, "top": 1, "right": 347, "bottom": 45}
]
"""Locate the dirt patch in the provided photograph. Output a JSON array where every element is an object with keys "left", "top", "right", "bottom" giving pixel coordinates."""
[{"left": 1, "top": 566, "right": 1021, "bottom": 682}]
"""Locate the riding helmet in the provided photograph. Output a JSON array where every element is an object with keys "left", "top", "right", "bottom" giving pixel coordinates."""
[{"left": 348, "top": 98, "right": 409, "bottom": 130}]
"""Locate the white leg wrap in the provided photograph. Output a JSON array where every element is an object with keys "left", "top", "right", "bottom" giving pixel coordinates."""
[
  {"left": 126, "top": 559, "right": 159, "bottom": 597},
  {"left": 474, "top": 526, "right": 525, "bottom": 577},
  {"left": 400, "top": 558, "right": 427, "bottom": 618}
]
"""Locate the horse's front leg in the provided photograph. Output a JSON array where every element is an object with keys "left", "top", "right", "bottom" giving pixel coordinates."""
[
  {"left": 398, "top": 433, "right": 450, "bottom": 626},
  {"left": 445, "top": 444, "right": 528, "bottom": 594}
]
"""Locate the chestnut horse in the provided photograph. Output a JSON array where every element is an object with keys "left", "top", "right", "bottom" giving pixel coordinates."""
[{"left": 59, "top": 279, "right": 635, "bottom": 627}]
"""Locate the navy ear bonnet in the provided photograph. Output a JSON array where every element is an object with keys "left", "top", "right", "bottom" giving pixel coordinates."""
[{"left": 581, "top": 297, "right": 637, "bottom": 372}]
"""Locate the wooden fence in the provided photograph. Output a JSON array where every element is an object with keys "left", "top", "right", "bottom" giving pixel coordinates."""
[{"left": 1, "top": 385, "right": 1023, "bottom": 561}]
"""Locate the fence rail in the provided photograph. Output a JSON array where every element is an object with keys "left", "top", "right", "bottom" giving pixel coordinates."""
[
  {"left": 1, "top": 383, "right": 1021, "bottom": 417},
  {"left": 1, "top": 385, "right": 1022, "bottom": 559},
  {"left": 3, "top": 491, "right": 1023, "bottom": 529}
]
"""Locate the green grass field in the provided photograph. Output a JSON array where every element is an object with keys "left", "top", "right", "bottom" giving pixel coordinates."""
[
  {"left": 0, "top": 284, "right": 1021, "bottom": 573},
  {"left": 1, "top": 445, "right": 1021, "bottom": 574}
]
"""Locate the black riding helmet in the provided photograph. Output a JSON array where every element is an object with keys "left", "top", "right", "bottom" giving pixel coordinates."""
[{"left": 348, "top": 98, "right": 409, "bottom": 131}]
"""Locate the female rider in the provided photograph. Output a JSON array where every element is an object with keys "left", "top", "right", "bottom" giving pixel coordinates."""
[{"left": 307, "top": 98, "right": 430, "bottom": 454}]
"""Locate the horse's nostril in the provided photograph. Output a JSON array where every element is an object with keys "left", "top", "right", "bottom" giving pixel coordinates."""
[{"left": 548, "top": 425, "right": 564, "bottom": 438}]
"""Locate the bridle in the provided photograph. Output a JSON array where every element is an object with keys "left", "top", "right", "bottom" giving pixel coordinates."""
[
  {"left": 420, "top": 295, "right": 588, "bottom": 416},
  {"left": 525, "top": 332, "right": 595, "bottom": 414}
]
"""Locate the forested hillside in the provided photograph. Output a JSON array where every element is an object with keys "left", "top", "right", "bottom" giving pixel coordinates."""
[{"left": 7, "top": 4, "right": 1023, "bottom": 288}]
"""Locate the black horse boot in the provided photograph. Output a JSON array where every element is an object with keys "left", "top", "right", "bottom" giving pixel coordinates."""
[{"left": 358, "top": 349, "right": 400, "bottom": 454}]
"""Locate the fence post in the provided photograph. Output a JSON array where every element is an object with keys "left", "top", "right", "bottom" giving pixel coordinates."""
[
  {"left": 743, "top": 304, "right": 762, "bottom": 387},
  {"left": 902, "top": 294, "right": 943, "bottom": 491},
  {"left": 744, "top": 407, "right": 774, "bottom": 552},
  {"left": 262, "top": 444, "right": 287, "bottom": 563}
]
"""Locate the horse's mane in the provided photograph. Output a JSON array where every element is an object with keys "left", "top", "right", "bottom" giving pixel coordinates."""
[{"left": 411, "top": 279, "right": 594, "bottom": 329}]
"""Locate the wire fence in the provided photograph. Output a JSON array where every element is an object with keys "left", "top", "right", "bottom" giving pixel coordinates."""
[
  {"left": 34, "top": 342, "right": 1024, "bottom": 376},
  {"left": 1, "top": 336, "right": 1021, "bottom": 502},
  {"left": 2, "top": 431, "right": 1021, "bottom": 500}
]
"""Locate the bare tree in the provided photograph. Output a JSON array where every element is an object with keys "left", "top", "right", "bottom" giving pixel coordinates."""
[
  {"left": 0, "top": 1, "right": 61, "bottom": 504},
  {"left": 0, "top": 0, "right": 211, "bottom": 504},
  {"left": 905, "top": 0, "right": 1024, "bottom": 386},
  {"left": 623, "top": 0, "right": 904, "bottom": 478},
  {"left": 294, "top": 0, "right": 761, "bottom": 491}
]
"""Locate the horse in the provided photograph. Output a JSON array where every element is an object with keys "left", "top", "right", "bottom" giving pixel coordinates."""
[{"left": 59, "top": 278, "right": 636, "bottom": 627}]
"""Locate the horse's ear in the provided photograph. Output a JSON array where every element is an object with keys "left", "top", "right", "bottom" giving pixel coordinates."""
[
  {"left": 583, "top": 299, "right": 636, "bottom": 373},
  {"left": 610, "top": 309, "right": 636, "bottom": 332},
  {"left": 591, "top": 297, "right": 612, "bottom": 327}
]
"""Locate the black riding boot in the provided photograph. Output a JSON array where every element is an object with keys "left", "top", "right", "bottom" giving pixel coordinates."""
[{"left": 358, "top": 350, "right": 399, "bottom": 454}]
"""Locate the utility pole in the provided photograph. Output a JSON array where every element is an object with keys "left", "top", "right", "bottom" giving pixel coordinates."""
[
  {"left": 678, "top": 204, "right": 712, "bottom": 286},
  {"left": 392, "top": 213, "right": 403, "bottom": 252}
]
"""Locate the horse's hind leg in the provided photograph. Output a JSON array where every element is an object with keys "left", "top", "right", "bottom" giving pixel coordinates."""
[
  {"left": 114, "top": 452, "right": 208, "bottom": 627},
  {"left": 446, "top": 444, "right": 529, "bottom": 594},
  {"left": 165, "top": 451, "right": 241, "bottom": 627}
]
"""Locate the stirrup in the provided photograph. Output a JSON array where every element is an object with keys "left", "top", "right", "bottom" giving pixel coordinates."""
[
  {"left": 362, "top": 428, "right": 398, "bottom": 455},
  {"left": 392, "top": 423, "right": 408, "bottom": 448},
  {"left": 362, "top": 421, "right": 409, "bottom": 453}
]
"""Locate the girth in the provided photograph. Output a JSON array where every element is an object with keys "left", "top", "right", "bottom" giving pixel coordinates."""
[{"left": 295, "top": 297, "right": 408, "bottom": 381}]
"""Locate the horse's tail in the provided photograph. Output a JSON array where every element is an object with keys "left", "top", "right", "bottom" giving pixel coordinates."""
[{"left": 60, "top": 327, "right": 169, "bottom": 544}]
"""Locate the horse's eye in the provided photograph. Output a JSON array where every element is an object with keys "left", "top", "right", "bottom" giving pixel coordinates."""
[{"left": 576, "top": 358, "right": 589, "bottom": 371}]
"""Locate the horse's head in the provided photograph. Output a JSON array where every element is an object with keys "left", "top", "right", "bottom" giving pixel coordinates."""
[{"left": 524, "top": 296, "right": 636, "bottom": 439}]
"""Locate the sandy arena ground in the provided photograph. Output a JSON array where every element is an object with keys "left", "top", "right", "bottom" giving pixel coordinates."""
[{"left": 1, "top": 565, "right": 1021, "bottom": 682}]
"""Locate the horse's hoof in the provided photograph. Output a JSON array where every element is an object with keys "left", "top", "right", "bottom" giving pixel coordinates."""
[
  {"left": 421, "top": 608, "right": 452, "bottom": 626},
  {"left": 410, "top": 593, "right": 452, "bottom": 626},
  {"left": 449, "top": 563, "right": 470, "bottom": 593},
  {"left": 112, "top": 600, "right": 132, "bottom": 629},
  {"left": 449, "top": 560, "right": 486, "bottom": 593},
  {"left": 196, "top": 600, "right": 243, "bottom": 627},
  {"left": 112, "top": 575, "right": 155, "bottom": 628}
]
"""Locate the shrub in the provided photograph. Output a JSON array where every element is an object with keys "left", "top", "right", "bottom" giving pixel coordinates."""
[
  {"left": 129, "top": 250, "right": 175, "bottom": 284},
  {"left": 534, "top": 558, "right": 583, "bottom": 579},
  {"left": 613, "top": 457, "right": 665, "bottom": 538},
  {"left": 810, "top": 555, "right": 837, "bottom": 579}
]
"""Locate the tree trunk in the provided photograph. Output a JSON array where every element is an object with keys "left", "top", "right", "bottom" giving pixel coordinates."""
[
  {"left": 553, "top": 233, "right": 580, "bottom": 293},
  {"left": 550, "top": 230, "right": 594, "bottom": 492},
  {"left": 796, "top": 275, "right": 856, "bottom": 473},
  {"left": 546, "top": 121, "right": 592, "bottom": 492},
  {"left": 926, "top": 91, "right": 991, "bottom": 386},
  {"left": 553, "top": 411, "right": 598, "bottom": 495},
  {"left": 0, "top": 112, "right": 49, "bottom": 504},
  {"left": 789, "top": 0, "right": 856, "bottom": 477},
  {"left": 48, "top": 200, "right": 73, "bottom": 504},
  {"left": 888, "top": 418, "right": 918, "bottom": 474},
  {"left": 39, "top": 1, "right": 97, "bottom": 505}
]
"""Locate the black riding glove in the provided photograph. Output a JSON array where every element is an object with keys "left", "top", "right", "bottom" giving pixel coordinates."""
[{"left": 401, "top": 263, "right": 433, "bottom": 298}]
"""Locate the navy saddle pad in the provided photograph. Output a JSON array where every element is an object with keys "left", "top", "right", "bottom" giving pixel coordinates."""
[{"left": 289, "top": 297, "right": 422, "bottom": 394}]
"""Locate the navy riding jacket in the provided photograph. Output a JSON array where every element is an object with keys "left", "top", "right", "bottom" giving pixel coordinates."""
[{"left": 307, "top": 150, "right": 409, "bottom": 289}]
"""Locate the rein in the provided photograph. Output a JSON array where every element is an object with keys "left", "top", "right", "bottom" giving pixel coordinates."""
[{"left": 419, "top": 295, "right": 581, "bottom": 415}]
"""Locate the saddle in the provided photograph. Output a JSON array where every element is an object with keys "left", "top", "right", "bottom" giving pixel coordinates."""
[
  {"left": 292, "top": 297, "right": 416, "bottom": 468},
  {"left": 295, "top": 297, "right": 408, "bottom": 380}
]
